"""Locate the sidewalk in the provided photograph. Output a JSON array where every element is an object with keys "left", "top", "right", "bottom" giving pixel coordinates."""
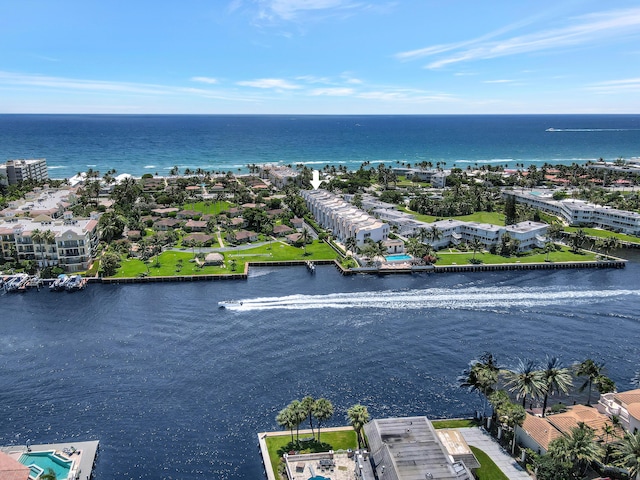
[{"left": 458, "top": 427, "right": 532, "bottom": 480}]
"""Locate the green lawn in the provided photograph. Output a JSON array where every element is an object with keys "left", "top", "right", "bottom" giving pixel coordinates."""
[
  {"left": 181, "top": 200, "right": 230, "bottom": 215},
  {"left": 397, "top": 207, "right": 506, "bottom": 226},
  {"left": 435, "top": 245, "right": 597, "bottom": 266},
  {"left": 109, "top": 240, "right": 338, "bottom": 277},
  {"left": 265, "top": 430, "right": 357, "bottom": 479},
  {"left": 470, "top": 446, "right": 510, "bottom": 480},
  {"left": 432, "top": 419, "right": 480, "bottom": 429},
  {"left": 564, "top": 226, "right": 640, "bottom": 244}
]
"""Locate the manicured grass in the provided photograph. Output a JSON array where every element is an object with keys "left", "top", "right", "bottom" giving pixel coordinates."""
[
  {"left": 470, "top": 445, "right": 510, "bottom": 480},
  {"left": 265, "top": 430, "right": 357, "bottom": 479},
  {"left": 435, "top": 245, "right": 597, "bottom": 266},
  {"left": 564, "top": 226, "right": 640, "bottom": 244},
  {"left": 109, "top": 240, "right": 337, "bottom": 277},
  {"left": 432, "top": 419, "right": 480, "bottom": 429},
  {"left": 453, "top": 212, "right": 506, "bottom": 225},
  {"left": 397, "top": 207, "right": 506, "bottom": 226},
  {"left": 111, "top": 251, "right": 229, "bottom": 277},
  {"left": 181, "top": 200, "right": 230, "bottom": 215}
]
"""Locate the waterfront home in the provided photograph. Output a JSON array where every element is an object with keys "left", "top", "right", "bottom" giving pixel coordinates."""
[
  {"left": 204, "top": 252, "right": 224, "bottom": 266},
  {"left": 302, "top": 190, "right": 389, "bottom": 246},
  {"left": 597, "top": 388, "right": 640, "bottom": 433},
  {"left": 516, "top": 406, "right": 623, "bottom": 455},
  {"left": 508, "top": 190, "right": 640, "bottom": 235},
  {"left": 364, "top": 416, "right": 474, "bottom": 480},
  {"left": 0, "top": 450, "right": 29, "bottom": 480},
  {"left": 0, "top": 213, "right": 100, "bottom": 272},
  {"left": 383, "top": 238, "right": 404, "bottom": 254}
]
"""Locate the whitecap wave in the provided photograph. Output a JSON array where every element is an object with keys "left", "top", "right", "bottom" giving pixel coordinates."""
[
  {"left": 144, "top": 165, "right": 156, "bottom": 169},
  {"left": 546, "top": 128, "right": 640, "bottom": 132},
  {"left": 222, "top": 286, "right": 640, "bottom": 312}
]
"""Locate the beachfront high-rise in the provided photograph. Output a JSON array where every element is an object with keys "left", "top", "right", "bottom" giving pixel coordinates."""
[{"left": 0, "top": 159, "right": 49, "bottom": 186}]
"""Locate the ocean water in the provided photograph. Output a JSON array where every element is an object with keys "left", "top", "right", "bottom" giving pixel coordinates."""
[
  {"left": 1, "top": 114, "right": 639, "bottom": 179},
  {"left": 1, "top": 257, "right": 640, "bottom": 479}
]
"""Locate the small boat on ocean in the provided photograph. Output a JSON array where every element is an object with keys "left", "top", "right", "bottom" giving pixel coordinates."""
[{"left": 218, "top": 300, "right": 243, "bottom": 309}]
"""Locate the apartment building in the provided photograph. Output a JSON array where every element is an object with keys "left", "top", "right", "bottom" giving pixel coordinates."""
[
  {"left": 509, "top": 190, "right": 640, "bottom": 235},
  {"left": 0, "top": 212, "right": 100, "bottom": 272},
  {"left": 0, "top": 159, "right": 49, "bottom": 186},
  {"left": 301, "top": 189, "right": 389, "bottom": 245}
]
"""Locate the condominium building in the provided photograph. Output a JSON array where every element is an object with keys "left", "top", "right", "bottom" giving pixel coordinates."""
[
  {"left": 258, "top": 164, "right": 299, "bottom": 189},
  {"left": 0, "top": 212, "right": 100, "bottom": 272},
  {"left": 0, "top": 159, "right": 49, "bottom": 186},
  {"left": 301, "top": 189, "right": 389, "bottom": 245},
  {"left": 508, "top": 190, "right": 640, "bottom": 235}
]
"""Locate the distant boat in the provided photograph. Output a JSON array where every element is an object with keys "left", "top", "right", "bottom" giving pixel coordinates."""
[
  {"left": 218, "top": 300, "right": 243, "bottom": 309},
  {"left": 545, "top": 128, "right": 557, "bottom": 132}
]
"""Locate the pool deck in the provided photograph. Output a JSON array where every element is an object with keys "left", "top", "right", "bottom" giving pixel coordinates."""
[{"left": 1, "top": 440, "right": 99, "bottom": 480}]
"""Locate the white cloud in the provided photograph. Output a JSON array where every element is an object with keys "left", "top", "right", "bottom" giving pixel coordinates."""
[
  {"left": 237, "top": 77, "right": 301, "bottom": 89},
  {"left": 191, "top": 76, "right": 219, "bottom": 84},
  {"left": 251, "top": 0, "right": 365, "bottom": 22},
  {"left": 484, "top": 79, "right": 515, "bottom": 84},
  {"left": 586, "top": 77, "right": 640, "bottom": 94},
  {"left": 395, "top": 7, "right": 640, "bottom": 69},
  {"left": 310, "top": 87, "right": 354, "bottom": 96}
]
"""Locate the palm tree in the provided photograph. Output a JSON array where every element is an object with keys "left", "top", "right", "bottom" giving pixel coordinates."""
[
  {"left": 344, "top": 236, "right": 358, "bottom": 255},
  {"left": 615, "top": 431, "right": 640, "bottom": 480},
  {"left": 30, "top": 228, "right": 43, "bottom": 267},
  {"left": 347, "top": 404, "right": 370, "bottom": 449},
  {"left": 549, "top": 423, "right": 603, "bottom": 478},
  {"left": 313, "top": 398, "right": 334, "bottom": 444},
  {"left": 300, "top": 228, "right": 311, "bottom": 255},
  {"left": 575, "top": 358, "right": 604, "bottom": 406},
  {"left": 503, "top": 358, "right": 545, "bottom": 409},
  {"left": 544, "top": 241, "right": 555, "bottom": 261},
  {"left": 428, "top": 225, "right": 442, "bottom": 244},
  {"left": 459, "top": 352, "right": 500, "bottom": 418},
  {"left": 276, "top": 406, "right": 296, "bottom": 444},
  {"left": 288, "top": 400, "right": 306, "bottom": 444},
  {"left": 470, "top": 238, "right": 483, "bottom": 260},
  {"left": 541, "top": 357, "right": 573, "bottom": 417},
  {"left": 300, "top": 396, "right": 316, "bottom": 439}
]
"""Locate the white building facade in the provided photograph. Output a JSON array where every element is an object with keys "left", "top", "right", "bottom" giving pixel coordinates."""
[
  {"left": 302, "top": 189, "right": 389, "bottom": 245},
  {"left": 0, "top": 159, "right": 49, "bottom": 186}
]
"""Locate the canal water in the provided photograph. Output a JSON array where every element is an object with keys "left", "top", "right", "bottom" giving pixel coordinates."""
[{"left": 1, "top": 255, "right": 639, "bottom": 479}]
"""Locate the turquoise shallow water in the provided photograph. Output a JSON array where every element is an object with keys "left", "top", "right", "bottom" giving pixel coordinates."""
[{"left": 0, "top": 114, "right": 639, "bottom": 178}]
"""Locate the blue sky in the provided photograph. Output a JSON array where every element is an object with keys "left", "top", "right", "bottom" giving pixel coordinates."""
[{"left": 1, "top": 0, "right": 640, "bottom": 114}]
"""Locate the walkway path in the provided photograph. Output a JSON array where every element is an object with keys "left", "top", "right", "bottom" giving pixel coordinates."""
[{"left": 458, "top": 427, "right": 531, "bottom": 480}]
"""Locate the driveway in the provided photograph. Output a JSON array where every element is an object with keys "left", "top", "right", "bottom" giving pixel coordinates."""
[{"left": 458, "top": 427, "right": 531, "bottom": 480}]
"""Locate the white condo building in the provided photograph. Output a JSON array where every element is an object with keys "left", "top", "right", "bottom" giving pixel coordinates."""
[
  {"left": 302, "top": 189, "right": 389, "bottom": 245},
  {"left": 508, "top": 190, "right": 640, "bottom": 235},
  {"left": 0, "top": 159, "right": 49, "bottom": 186}
]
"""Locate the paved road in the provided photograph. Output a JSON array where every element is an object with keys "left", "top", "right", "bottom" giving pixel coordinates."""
[{"left": 458, "top": 427, "right": 532, "bottom": 480}]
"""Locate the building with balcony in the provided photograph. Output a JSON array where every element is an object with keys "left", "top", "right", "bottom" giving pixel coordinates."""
[
  {"left": 0, "top": 213, "right": 100, "bottom": 272},
  {"left": 508, "top": 190, "right": 640, "bottom": 235},
  {"left": 0, "top": 159, "right": 48, "bottom": 186},
  {"left": 597, "top": 388, "right": 640, "bottom": 434},
  {"left": 302, "top": 189, "right": 389, "bottom": 246}
]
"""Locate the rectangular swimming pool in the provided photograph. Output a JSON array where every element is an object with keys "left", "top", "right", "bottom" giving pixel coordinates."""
[{"left": 385, "top": 254, "right": 412, "bottom": 261}]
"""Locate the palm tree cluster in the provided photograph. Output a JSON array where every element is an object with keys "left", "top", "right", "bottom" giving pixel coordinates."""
[
  {"left": 462, "top": 354, "right": 618, "bottom": 419},
  {"left": 276, "top": 396, "right": 334, "bottom": 445}
]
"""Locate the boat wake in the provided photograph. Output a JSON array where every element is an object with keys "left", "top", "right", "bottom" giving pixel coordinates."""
[
  {"left": 546, "top": 128, "right": 639, "bottom": 132},
  {"left": 221, "top": 286, "right": 640, "bottom": 312}
]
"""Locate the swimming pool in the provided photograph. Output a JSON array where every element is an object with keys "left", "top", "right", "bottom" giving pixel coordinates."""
[
  {"left": 385, "top": 254, "right": 412, "bottom": 261},
  {"left": 19, "top": 451, "right": 72, "bottom": 480}
]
